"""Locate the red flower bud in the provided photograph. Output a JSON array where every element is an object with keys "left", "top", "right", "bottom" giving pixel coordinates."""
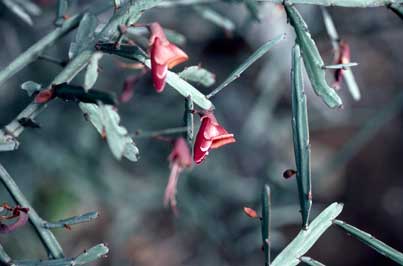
[
  {"left": 149, "top": 23, "right": 188, "bottom": 93},
  {"left": 193, "top": 112, "right": 236, "bottom": 164},
  {"left": 243, "top": 207, "right": 258, "bottom": 218},
  {"left": 283, "top": 169, "right": 297, "bottom": 179},
  {"left": 164, "top": 137, "right": 192, "bottom": 214},
  {"left": 333, "top": 40, "right": 351, "bottom": 89}
]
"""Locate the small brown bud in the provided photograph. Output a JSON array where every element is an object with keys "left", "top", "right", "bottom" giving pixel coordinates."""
[
  {"left": 243, "top": 207, "right": 258, "bottom": 218},
  {"left": 283, "top": 169, "right": 297, "bottom": 179}
]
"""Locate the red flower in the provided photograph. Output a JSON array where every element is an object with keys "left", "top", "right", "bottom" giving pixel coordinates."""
[
  {"left": 194, "top": 112, "right": 236, "bottom": 164},
  {"left": 333, "top": 40, "right": 350, "bottom": 89},
  {"left": 0, "top": 204, "right": 29, "bottom": 234},
  {"left": 164, "top": 137, "right": 192, "bottom": 214},
  {"left": 149, "top": 23, "right": 188, "bottom": 93}
]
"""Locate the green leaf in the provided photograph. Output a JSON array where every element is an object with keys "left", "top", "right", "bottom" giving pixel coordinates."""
[
  {"left": 300, "top": 257, "right": 326, "bottom": 266},
  {"left": 21, "top": 80, "right": 42, "bottom": 96},
  {"left": 193, "top": 5, "right": 235, "bottom": 32},
  {"left": 179, "top": 66, "right": 216, "bottom": 87},
  {"left": 334, "top": 220, "right": 403, "bottom": 265},
  {"left": 285, "top": 4, "right": 342, "bottom": 108},
  {"left": 79, "top": 103, "right": 139, "bottom": 161},
  {"left": 75, "top": 243, "right": 109, "bottom": 265},
  {"left": 96, "top": 43, "right": 214, "bottom": 110},
  {"left": 261, "top": 185, "right": 271, "bottom": 266},
  {"left": 84, "top": 52, "right": 103, "bottom": 91},
  {"left": 271, "top": 203, "right": 343, "bottom": 266},
  {"left": 207, "top": 33, "right": 285, "bottom": 98},
  {"left": 69, "top": 13, "right": 98, "bottom": 59},
  {"left": 291, "top": 44, "right": 312, "bottom": 229}
]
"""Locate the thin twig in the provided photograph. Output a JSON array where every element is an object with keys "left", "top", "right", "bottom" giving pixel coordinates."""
[
  {"left": 134, "top": 127, "right": 188, "bottom": 138},
  {"left": 0, "top": 163, "right": 64, "bottom": 258},
  {"left": 159, "top": 0, "right": 403, "bottom": 8},
  {"left": 43, "top": 211, "right": 99, "bottom": 229},
  {"left": 0, "top": 243, "right": 12, "bottom": 265}
]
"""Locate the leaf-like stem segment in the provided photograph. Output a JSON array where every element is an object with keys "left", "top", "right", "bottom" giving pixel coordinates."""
[{"left": 291, "top": 44, "right": 312, "bottom": 229}]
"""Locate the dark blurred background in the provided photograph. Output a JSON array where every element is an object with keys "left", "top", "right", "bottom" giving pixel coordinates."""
[{"left": 0, "top": 1, "right": 402, "bottom": 266}]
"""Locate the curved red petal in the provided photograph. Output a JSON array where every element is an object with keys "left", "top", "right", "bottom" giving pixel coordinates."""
[
  {"left": 151, "top": 41, "right": 168, "bottom": 93},
  {"left": 34, "top": 89, "right": 54, "bottom": 104}
]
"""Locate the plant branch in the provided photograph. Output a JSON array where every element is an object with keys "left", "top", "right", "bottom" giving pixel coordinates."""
[
  {"left": 43, "top": 211, "right": 99, "bottom": 229},
  {"left": 159, "top": 0, "right": 403, "bottom": 8},
  {"left": 0, "top": 243, "right": 12, "bottom": 265},
  {"left": 0, "top": 163, "right": 64, "bottom": 259}
]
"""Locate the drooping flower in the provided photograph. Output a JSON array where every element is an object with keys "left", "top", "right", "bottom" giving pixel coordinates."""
[
  {"left": 164, "top": 137, "right": 192, "bottom": 214},
  {"left": 0, "top": 204, "right": 29, "bottom": 234},
  {"left": 148, "top": 23, "right": 188, "bottom": 93},
  {"left": 194, "top": 112, "right": 236, "bottom": 164},
  {"left": 333, "top": 40, "right": 350, "bottom": 89}
]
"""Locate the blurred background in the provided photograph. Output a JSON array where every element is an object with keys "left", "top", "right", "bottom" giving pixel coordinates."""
[{"left": 0, "top": 1, "right": 402, "bottom": 266}]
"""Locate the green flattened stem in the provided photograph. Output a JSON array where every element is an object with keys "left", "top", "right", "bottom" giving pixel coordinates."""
[
  {"left": 206, "top": 33, "right": 285, "bottom": 99},
  {"left": 96, "top": 43, "right": 213, "bottom": 110},
  {"left": 14, "top": 243, "right": 109, "bottom": 266},
  {"left": 43, "top": 211, "right": 99, "bottom": 229},
  {"left": 184, "top": 97, "right": 194, "bottom": 150},
  {"left": 261, "top": 185, "right": 271, "bottom": 266},
  {"left": 271, "top": 203, "right": 343, "bottom": 266},
  {"left": 285, "top": 4, "right": 342, "bottom": 108},
  {"left": 300, "top": 256, "right": 326, "bottom": 266},
  {"left": 291, "top": 44, "right": 312, "bottom": 229},
  {"left": 334, "top": 220, "right": 403, "bottom": 265}
]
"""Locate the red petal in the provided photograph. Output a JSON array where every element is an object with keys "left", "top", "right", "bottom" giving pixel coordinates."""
[
  {"left": 34, "top": 89, "right": 54, "bottom": 103},
  {"left": 211, "top": 135, "right": 236, "bottom": 149},
  {"left": 169, "top": 137, "right": 192, "bottom": 168},
  {"left": 0, "top": 208, "right": 29, "bottom": 234},
  {"left": 149, "top": 22, "right": 169, "bottom": 45},
  {"left": 151, "top": 40, "right": 168, "bottom": 93}
]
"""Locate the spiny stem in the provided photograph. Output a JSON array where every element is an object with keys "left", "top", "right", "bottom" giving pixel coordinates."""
[
  {"left": 43, "top": 211, "right": 99, "bottom": 229},
  {"left": 0, "top": 163, "right": 64, "bottom": 259},
  {"left": 38, "top": 54, "right": 68, "bottom": 67},
  {"left": 323, "top": 62, "right": 358, "bottom": 69},
  {"left": 206, "top": 34, "right": 285, "bottom": 99},
  {"left": 158, "top": 0, "right": 401, "bottom": 7},
  {"left": 184, "top": 97, "right": 194, "bottom": 149},
  {"left": 134, "top": 127, "right": 188, "bottom": 138},
  {"left": 0, "top": 14, "right": 82, "bottom": 88}
]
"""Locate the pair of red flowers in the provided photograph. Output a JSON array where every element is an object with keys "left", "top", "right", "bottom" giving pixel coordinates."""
[{"left": 165, "top": 112, "right": 236, "bottom": 212}]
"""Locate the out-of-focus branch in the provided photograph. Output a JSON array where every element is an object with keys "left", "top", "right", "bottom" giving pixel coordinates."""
[
  {"left": 0, "top": 14, "right": 82, "bottom": 88},
  {"left": 0, "top": 163, "right": 64, "bottom": 259},
  {"left": 13, "top": 243, "right": 109, "bottom": 266},
  {"left": 0, "top": 244, "right": 12, "bottom": 265},
  {"left": 0, "top": 0, "right": 163, "bottom": 151},
  {"left": 159, "top": 0, "right": 403, "bottom": 8},
  {"left": 43, "top": 211, "right": 99, "bottom": 229}
]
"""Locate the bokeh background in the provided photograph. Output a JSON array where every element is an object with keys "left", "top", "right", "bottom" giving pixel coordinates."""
[{"left": 0, "top": 1, "right": 402, "bottom": 266}]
